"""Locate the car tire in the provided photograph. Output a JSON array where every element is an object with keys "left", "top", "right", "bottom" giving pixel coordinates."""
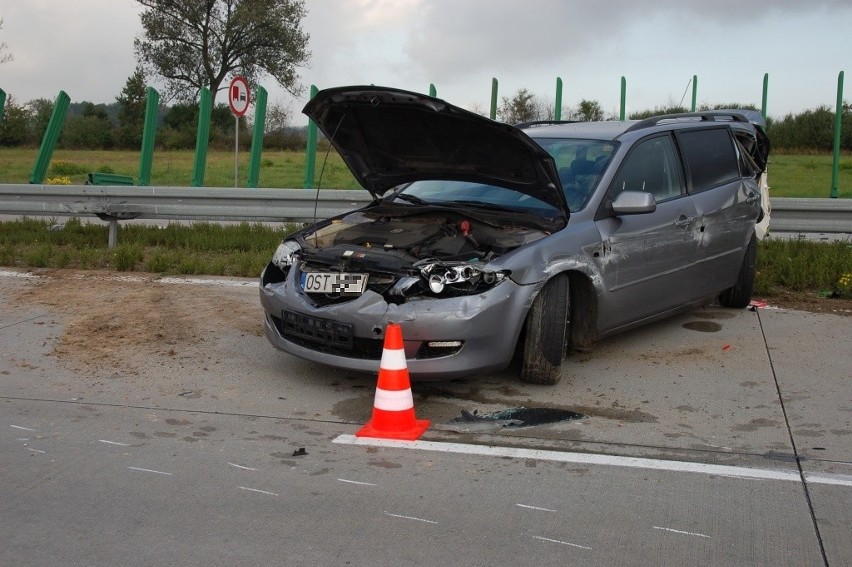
[
  {"left": 719, "top": 234, "right": 757, "bottom": 309},
  {"left": 521, "top": 275, "right": 569, "bottom": 385}
]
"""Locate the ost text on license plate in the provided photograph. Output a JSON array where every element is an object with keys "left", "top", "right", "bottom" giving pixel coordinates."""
[{"left": 300, "top": 272, "right": 368, "bottom": 295}]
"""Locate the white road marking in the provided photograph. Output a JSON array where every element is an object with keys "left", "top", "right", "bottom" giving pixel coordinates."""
[
  {"left": 383, "top": 512, "right": 438, "bottom": 524},
  {"left": 27, "top": 447, "right": 46, "bottom": 454},
  {"left": 517, "top": 503, "right": 557, "bottom": 512},
  {"left": 0, "top": 270, "right": 39, "bottom": 279},
  {"left": 338, "top": 478, "right": 377, "bottom": 486},
  {"left": 333, "top": 435, "right": 837, "bottom": 486},
  {"left": 128, "top": 466, "right": 172, "bottom": 476},
  {"left": 158, "top": 276, "right": 255, "bottom": 288},
  {"left": 0, "top": 270, "right": 252, "bottom": 288},
  {"left": 531, "top": 535, "right": 592, "bottom": 550},
  {"left": 99, "top": 440, "right": 130, "bottom": 446},
  {"left": 654, "top": 526, "right": 711, "bottom": 538},
  {"left": 10, "top": 424, "right": 37, "bottom": 431},
  {"left": 805, "top": 473, "right": 852, "bottom": 488},
  {"left": 238, "top": 486, "right": 278, "bottom": 496},
  {"left": 228, "top": 462, "right": 257, "bottom": 471}
]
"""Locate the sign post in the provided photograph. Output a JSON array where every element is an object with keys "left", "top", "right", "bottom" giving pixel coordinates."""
[{"left": 228, "top": 76, "right": 251, "bottom": 187}]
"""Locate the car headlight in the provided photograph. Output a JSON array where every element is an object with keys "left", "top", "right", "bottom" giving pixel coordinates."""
[
  {"left": 418, "top": 262, "right": 508, "bottom": 296},
  {"left": 272, "top": 240, "right": 301, "bottom": 270}
]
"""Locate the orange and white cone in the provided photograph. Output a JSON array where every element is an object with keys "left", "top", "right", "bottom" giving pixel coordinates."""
[{"left": 356, "top": 323, "right": 430, "bottom": 440}]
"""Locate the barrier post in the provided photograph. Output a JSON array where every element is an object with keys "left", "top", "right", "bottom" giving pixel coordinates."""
[
  {"left": 691, "top": 75, "right": 698, "bottom": 112},
  {"left": 303, "top": 85, "right": 319, "bottom": 188},
  {"left": 0, "top": 88, "right": 6, "bottom": 123},
  {"left": 137, "top": 87, "right": 159, "bottom": 186},
  {"left": 429, "top": 83, "right": 436, "bottom": 97},
  {"left": 30, "top": 90, "right": 70, "bottom": 184},
  {"left": 619, "top": 77, "right": 627, "bottom": 121},
  {"left": 761, "top": 73, "right": 769, "bottom": 120},
  {"left": 554, "top": 77, "right": 563, "bottom": 121},
  {"left": 490, "top": 78, "right": 498, "bottom": 120},
  {"left": 830, "top": 70, "right": 844, "bottom": 199},
  {"left": 191, "top": 87, "right": 212, "bottom": 187},
  {"left": 247, "top": 86, "right": 268, "bottom": 188}
]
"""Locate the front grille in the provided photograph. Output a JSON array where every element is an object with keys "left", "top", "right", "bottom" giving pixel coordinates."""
[{"left": 270, "top": 312, "right": 384, "bottom": 359}]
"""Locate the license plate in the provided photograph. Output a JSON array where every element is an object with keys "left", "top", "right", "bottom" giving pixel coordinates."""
[{"left": 300, "top": 272, "right": 368, "bottom": 295}]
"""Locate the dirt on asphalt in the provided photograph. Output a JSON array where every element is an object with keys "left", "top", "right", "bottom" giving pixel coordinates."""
[
  {"left": 10, "top": 269, "right": 262, "bottom": 376},
  {"left": 6, "top": 269, "right": 851, "bottom": 376}
]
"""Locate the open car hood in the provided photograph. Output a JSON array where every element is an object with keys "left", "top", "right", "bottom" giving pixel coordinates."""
[{"left": 303, "top": 86, "right": 568, "bottom": 217}]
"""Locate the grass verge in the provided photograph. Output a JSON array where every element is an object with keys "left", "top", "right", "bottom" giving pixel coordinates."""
[
  {"left": 2, "top": 218, "right": 850, "bottom": 302},
  {"left": 0, "top": 148, "right": 849, "bottom": 197},
  {"left": 0, "top": 218, "right": 299, "bottom": 277}
]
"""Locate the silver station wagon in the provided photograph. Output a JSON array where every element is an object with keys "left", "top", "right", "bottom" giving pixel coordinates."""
[{"left": 259, "top": 86, "right": 770, "bottom": 385}]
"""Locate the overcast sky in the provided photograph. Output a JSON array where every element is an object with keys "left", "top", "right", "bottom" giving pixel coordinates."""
[{"left": 1, "top": 0, "right": 849, "bottom": 124}]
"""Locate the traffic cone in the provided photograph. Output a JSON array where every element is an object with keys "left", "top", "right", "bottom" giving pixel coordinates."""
[{"left": 356, "top": 323, "right": 430, "bottom": 440}]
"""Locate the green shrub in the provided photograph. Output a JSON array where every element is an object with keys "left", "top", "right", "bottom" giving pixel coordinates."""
[
  {"left": 111, "top": 244, "right": 143, "bottom": 271},
  {"left": 50, "top": 161, "right": 88, "bottom": 176}
]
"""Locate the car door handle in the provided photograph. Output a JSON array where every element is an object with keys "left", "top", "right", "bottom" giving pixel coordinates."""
[{"left": 674, "top": 216, "right": 695, "bottom": 228}]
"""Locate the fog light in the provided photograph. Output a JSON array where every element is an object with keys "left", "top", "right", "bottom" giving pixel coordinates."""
[{"left": 427, "top": 341, "right": 462, "bottom": 348}]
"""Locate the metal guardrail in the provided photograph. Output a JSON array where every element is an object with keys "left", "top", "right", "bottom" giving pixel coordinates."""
[
  {"left": 0, "top": 184, "right": 849, "bottom": 245},
  {"left": 0, "top": 184, "right": 372, "bottom": 223},
  {"left": 767, "top": 197, "right": 852, "bottom": 234}
]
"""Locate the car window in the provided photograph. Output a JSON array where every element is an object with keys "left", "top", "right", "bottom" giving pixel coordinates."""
[
  {"left": 608, "top": 134, "right": 684, "bottom": 202},
  {"left": 532, "top": 138, "right": 616, "bottom": 212},
  {"left": 675, "top": 127, "right": 740, "bottom": 193}
]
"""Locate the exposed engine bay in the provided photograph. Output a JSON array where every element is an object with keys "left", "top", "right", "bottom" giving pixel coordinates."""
[
  {"left": 302, "top": 208, "right": 546, "bottom": 266},
  {"left": 265, "top": 207, "right": 548, "bottom": 304}
]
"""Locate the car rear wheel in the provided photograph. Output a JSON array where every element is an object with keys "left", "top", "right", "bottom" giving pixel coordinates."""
[
  {"left": 521, "top": 275, "right": 569, "bottom": 385},
  {"left": 719, "top": 234, "right": 757, "bottom": 308}
]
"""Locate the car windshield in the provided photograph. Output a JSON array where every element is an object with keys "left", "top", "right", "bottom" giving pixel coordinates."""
[
  {"left": 532, "top": 138, "right": 617, "bottom": 211},
  {"left": 392, "top": 180, "right": 562, "bottom": 217}
]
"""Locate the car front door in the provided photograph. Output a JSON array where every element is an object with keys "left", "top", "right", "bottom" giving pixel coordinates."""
[{"left": 595, "top": 133, "right": 701, "bottom": 332}]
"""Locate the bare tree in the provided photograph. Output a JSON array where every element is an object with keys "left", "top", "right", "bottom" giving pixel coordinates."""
[
  {"left": 134, "top": 0, "right": 310, "bottom": 104},
  {"left": 0, "top": 18, "right": 13, "bottom": 65}
]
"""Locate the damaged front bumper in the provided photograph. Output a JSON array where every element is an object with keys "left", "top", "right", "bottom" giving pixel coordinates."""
[{"left": 259, "top": 263, "right": 535, "bottom": 380}]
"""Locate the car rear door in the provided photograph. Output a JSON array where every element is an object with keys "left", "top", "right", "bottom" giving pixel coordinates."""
[{"left": 675, "top": 127, "right": 761, "bottom": 296}]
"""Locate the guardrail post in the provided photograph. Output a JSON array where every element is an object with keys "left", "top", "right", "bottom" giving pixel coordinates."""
[
  {"left": 490, "top": 78, "right": 498, "bottom": 120},
  {"left": 303, "top": 85, "right": 319, "bottom": 188},
  {"left": 0, "top": 88, "right": 6, "bottom": 123},
  {"left": 619, "top": 77, "right": 627, "bottom": 121},
  {"left": 247, "top": 86, "right": 268, "bottom": 188},
  {"left": 830, "top": 70, "right": 844, "bottom": 199},
  {"left": 30, "top": 90, "right": 70, "bottom": 184},
  {"left": 554, "top": 77, "right": 563, "bottom": 121},
  {"left": 691, "top": 75, "right": 698, "bottom": 112},
  {"left": 191, "top": 87, "right": 212, "bottom": 187},
  {"left": 761, "top": 73, "right": 769, "bottom": 120},
  {"left": 108, "top": 219, "right": 119, "bottom": 248},
  {"left": 137, "top": 87, "right": 159, "bottom": 186}
]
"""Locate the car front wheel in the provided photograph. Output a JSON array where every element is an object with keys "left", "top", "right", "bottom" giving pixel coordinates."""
[
  {"left": 521, "top": 275, "right": 569, "bottom": 385},
  {"left": 719, "top": 234, "right": 757, "bottom": 308}
]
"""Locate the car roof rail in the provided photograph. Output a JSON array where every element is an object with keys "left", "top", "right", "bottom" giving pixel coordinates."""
[
  {"left": 515, "top": 120, "right": 580, "bottom": 129},
  {"left": 623, "top": 110, "right": 752, "bottom": 134}
]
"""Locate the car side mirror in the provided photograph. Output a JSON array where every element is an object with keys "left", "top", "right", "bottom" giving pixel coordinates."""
[{"left": 611, "top": 191, "right": 657, "bottom": 215}]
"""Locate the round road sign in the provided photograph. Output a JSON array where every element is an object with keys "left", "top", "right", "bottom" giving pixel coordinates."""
[{"left": 228, "top": 76, "right": 250, "bottom": 117}]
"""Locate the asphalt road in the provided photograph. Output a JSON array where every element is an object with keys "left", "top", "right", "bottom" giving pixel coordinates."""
[{"left": 1, "top": 269, "right": 850, "bottom": 566}]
